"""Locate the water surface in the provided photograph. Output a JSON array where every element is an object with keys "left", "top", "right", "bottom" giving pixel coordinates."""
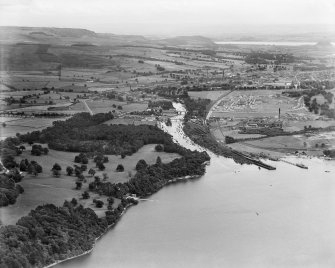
[{"left": 58, "top": 104, "right": 335, "bottom": 268}]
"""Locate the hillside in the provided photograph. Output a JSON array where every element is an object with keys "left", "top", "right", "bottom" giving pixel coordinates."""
[{"left": 0, "top": 26, "right": 216, "bottom": 71}]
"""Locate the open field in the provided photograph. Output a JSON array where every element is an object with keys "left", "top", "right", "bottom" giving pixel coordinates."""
[
  {"left": 189, "top": 90, "right": 231, "bottom": 101},
  {"left": 211, "top": 128, "right": 265, "bottom": 141},
  {"left": 86, "top": 99, "right": 147, "bottom": 113},
  {"left": 1, "top": 117, "right": 66, "bottom": 140},
  {"left": 229, "top": 131, "right": 335, "bottom": 157},
  {"left": 0, "top": 143, "right": 181, "bottom": 225}
]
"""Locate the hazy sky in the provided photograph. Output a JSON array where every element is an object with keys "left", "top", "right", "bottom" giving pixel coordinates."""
[{"left": 0, "top": 0, "right": 335, "bottom": 35}]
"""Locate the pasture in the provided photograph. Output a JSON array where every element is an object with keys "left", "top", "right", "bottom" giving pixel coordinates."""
[
  {"left": 86, "top": 99, "right": 147, "bottom": 113},
  {"left": 0, "top": 143, "right": 181, "bottom": 224},
  {"left": 0, "top": 117, "right": 65, "bottom": 140}
]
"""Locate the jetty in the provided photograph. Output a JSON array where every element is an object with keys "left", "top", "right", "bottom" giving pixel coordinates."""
[
  {"left": 232, "top": 151, "right": 277, "bottom": 170},
  {"left": 280, "top": 159, "right": 308, "bottom": 169}
]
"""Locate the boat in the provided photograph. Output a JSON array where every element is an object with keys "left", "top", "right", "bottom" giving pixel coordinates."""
[{"left": 296, "top": 163, "right": 308, "bottom": 169}]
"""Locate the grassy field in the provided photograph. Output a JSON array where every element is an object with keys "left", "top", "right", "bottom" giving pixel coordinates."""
[
  {"left": 1, "top": 117, "right": 66, "bottom": 140},
  {"left": 189, "top": 90, "right": 231, "bottom": 101},
  {"left": 0, "top": 143, "right": 181, "bottom": 225},
  {"left": 230, "top": 132, "right": 335, "bottom": 157},
  {"left": 86, "top": 99, "right": 147, "bottom": 113}
]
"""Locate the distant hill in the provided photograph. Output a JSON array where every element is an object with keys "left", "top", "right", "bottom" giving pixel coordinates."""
[
  {"left": 0, "top": 26, "right": 216, "bottom": 48},
  {"left": 0, "top": 26, "right": 150, "bottom": 46},
  {"left": 0, "top": 26, "right": 216, "bottom": 71},
  {"left": 158, "top": 35, "right": 216, "bottom": 48},
  {"left": 315, "top": 40, "right": 333, "bottom": 47}
]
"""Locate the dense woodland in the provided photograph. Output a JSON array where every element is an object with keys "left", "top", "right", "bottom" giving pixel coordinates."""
[
  {"left": 244, "top": 52, "right": 295, "bottom": 65},
  {"left": 18, "top": 112, "right": 186, "bottom": 155},
  {"left": 0, "top": 202, "right": 107, "bottom": 268},
  {"left": 93, "top": 151, "right": 210, "bottom": 199},
  {"left": 183, "top": 97, "right": 211, "bottom": 121}
]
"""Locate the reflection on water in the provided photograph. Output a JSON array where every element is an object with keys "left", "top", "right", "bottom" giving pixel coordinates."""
[{"left": 57, "top": 104, "right": 335, "bottom": 268}]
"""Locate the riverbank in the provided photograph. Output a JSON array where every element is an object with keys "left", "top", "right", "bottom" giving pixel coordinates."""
[
  {"left": 45, "top": 203, "right": 132, "bottom": 268},
  {"left": 46, "top": 171, "right": 207, "bottom": 268}
]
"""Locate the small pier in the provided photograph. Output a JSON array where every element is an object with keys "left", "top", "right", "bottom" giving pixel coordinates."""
[{"left": 280, "top": 159, "right": 308, "bottom": 169}]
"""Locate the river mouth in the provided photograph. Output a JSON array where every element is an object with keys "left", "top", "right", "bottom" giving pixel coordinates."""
[{"left": 57, "top": 103, "right": 335, "bottom": 268}]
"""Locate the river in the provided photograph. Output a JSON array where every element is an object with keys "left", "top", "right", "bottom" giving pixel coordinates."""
[{"left": 56, "top": 103, "right": 335, "bottom": 268}]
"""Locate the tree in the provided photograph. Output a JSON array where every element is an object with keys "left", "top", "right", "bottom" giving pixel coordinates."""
[
  {"left": 52, "top": 163, "right": 61, "bottom": 171},
  {"left": 136, "top": 159, "right": 147, "bottom": 171},
  {"left": 94, "top": 176, "right": 101, "bottom": 184},
  {"left": 52, "top": 169, "right": 61, "bottom": 177},
  {"left": 156, "top": 156, "right": 162, "bottom": 165},
  {"left": 43, "top": 148, "right": 49, "bottom": 155},
  {"left": 97, "top": 162, "right": 105, "bottom": 171},
  {"left": 88, "top": 168, "right": 96, "bottom": 177},
  {"left": 116, "top": 164, "right": 124, "bottom": 172},
  {"left": 80, "top": 164, "right": 87, "bottom": 171},
  {"left": 77, "top": 174, "right": 85, "bottom": 181},
  {"left": 75, "top": 181, "right": 82, "bottom": 190},
  {"left": 71, "top": 198, "right": 78, "bottom": 206},
  {"left": 103, "top": 173, "right": 108, "bottom": 181},
  {"left": 121, "top": 153, "right": 126, "bottom": 159},
  {"left": 27, "top": 164, "right": 36, "bottom": 175},
  {"left": 74, "top": 166, "right": 82, "bottom": 176},
  {"left": 66, "top": 166, "right": 74, "bottom": 176},
  {"left": 225, "top": 136, "right": 235, "bottom": 144},
  {"left": 82, "top": 157, "right": 88, "bottom": 165},
  {"left": 35, "top": 163, "right": 43, "bottom": 173},
  {"left": 108, "top": 197, "right": 114, "bottom": 205},
  {"left": 95, "top": 200, "right": 104, "bottom": 208},
  {"left": 155, "top": 144, "right": 164, "bottom": 152},
  {"left": 166, "top": 118, "right": 172, "bottom": 126},
  {"left": 82, "top": 191, "right": 90, "bottom": 199},
  {"left": 31, "top": 148, "right": 42, "bottom": 156},
  {"left": 51, "top": 163, "right": 61, "bottom": 177},
  {"left": 19, "top": 160, "right": 27, "bottom": 172},
  {"left": 74, "top": 156, "right": 81, "bottom": 163}
]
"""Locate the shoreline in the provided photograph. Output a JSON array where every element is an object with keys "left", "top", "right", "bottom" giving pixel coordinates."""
[
  {"left": 45, "top": 203, "right": 132, "bottom": 268},
  {"left": 44, "top": 173, "right": 205, "bottom": 268}
]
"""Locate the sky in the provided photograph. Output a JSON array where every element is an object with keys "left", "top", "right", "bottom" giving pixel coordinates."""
[{"left": 0, "top": 0, "right": 335, "bottom": 35}]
